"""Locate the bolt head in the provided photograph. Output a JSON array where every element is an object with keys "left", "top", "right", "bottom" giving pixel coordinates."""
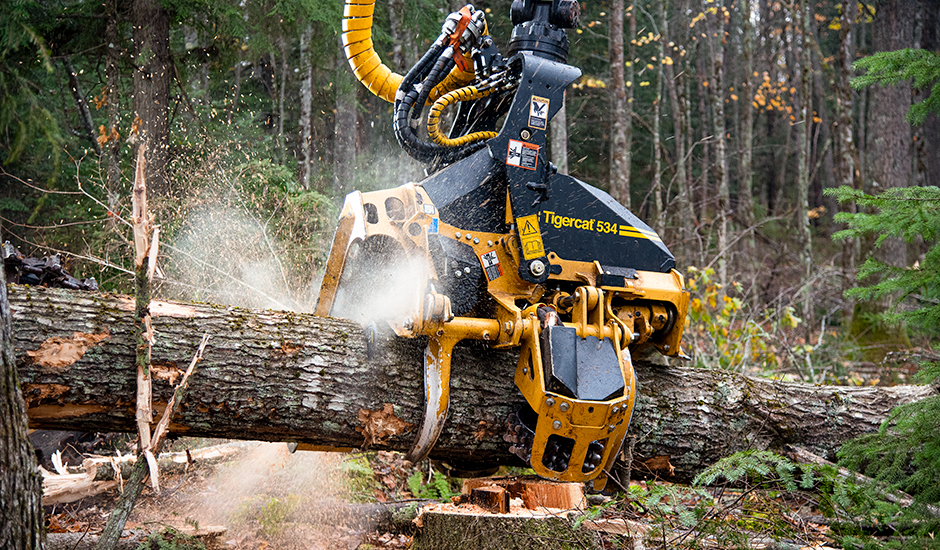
[
  {"left": 553, "top": 420, "right": 562, "bottom": 430},
  {"left": 560, "top": 402, "right": 569, "bottom": 412},
  {"left": 521, "top": 129, "right": 532, "bottom": 140},
  {"left": 529, "top": 259, "right": 546, "bottom": 277},
  {"left": 546, "top": 398, "right": 555, "bottom": 407}
]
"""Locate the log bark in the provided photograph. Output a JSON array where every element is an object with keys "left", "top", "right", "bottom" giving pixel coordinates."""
[
  {"left": 1, "top": 268, "right": 44, "bottom": 550},
  {"left": 9, "top": 285, "right": 937, "bottom": 482}
]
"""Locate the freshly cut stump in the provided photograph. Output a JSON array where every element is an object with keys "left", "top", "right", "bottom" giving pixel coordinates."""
[
  {"left": 462, "top": 475, "right": 586, "bottom": 511},
  {"left": 412, "top": 509, "right": 603, "bottom": 550},
  {"left": 470, "top": 486, "right": 510, "bottom": 513},
  {"left": 411, "top": 477, "right": 598, "bottom": 550}
]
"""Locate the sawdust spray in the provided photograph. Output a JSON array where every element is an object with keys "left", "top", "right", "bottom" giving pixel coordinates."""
[
  {"left": 152, "top": 145, "right": 424, "bottom": 546},
  {"left": 174, "top": 442, "right": 370, "bottom": 548}
]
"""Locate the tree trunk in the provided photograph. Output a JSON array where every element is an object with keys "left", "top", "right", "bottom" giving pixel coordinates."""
[
  {"left": 850, "top": 0, "right": 914, "bottom": 356},
  {"left": 835, "top": 0, "right": 859, "bottom": 322},
  {"left": 609, "top": 0, "right": 629, "bottom": 207},
  {"left": 868, "top": 0, "right": 913, "bottom": 268},
  {"left": 299, "top": 26, "right": 314, "bottom": 191},
  {"left": 277, "top": 35, "right": 288, "bottom": 165},
  {"left": 333, "top": 37, "right": 358, "bottom": 202},
  {"left": 131, "top": 0, "right": 171, "bottom": 196},
  {"left": 651, "top": 0, "right": 665, "bottom": 235},
  {"left": 921, "top": 2, "right": 940, "bottom": 187},
  {"left": 387, "top": 0, "right": 407, "bottom": 72},
  {"left": 662, "top": 0, "right": 691, "bottom": 260},
  {"left": 105, "top": 0, "right": 123, "bottom": 213},
  {"left": 737, "top": 0, "right": 756, "bottom": 261},
  {"left": 1, "top": 267, "right": 45, "bottom": 549},
  {"left": 61, "top": 57, "right": 102, "bottom": 156},
  {"left": 706, "top": 0, "right": 730, "bottom": 290},
  {"left": 795, "top": 0, "right": 814, "bottom": 325},
  {"left": 9, "top": 285, "right": 937, "bottom": 483}
]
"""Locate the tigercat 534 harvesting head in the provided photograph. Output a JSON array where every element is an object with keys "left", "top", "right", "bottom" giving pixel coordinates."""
[{"left": 317, "top": 0, "right": 690, "bottom": 490}]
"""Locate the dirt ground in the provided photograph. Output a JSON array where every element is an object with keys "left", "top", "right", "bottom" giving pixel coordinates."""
[{"left": 43, "top": 438, "right": 414, "bottom": 549}]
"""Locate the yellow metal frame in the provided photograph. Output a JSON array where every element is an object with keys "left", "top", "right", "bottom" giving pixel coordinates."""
[{"left": 316, "top": 183, "right": 688, "bottom": 488}]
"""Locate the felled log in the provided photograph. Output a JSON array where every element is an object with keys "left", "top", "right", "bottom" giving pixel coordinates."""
[{"left": 10, "top": 285, "right": 937, "bottom": 481}]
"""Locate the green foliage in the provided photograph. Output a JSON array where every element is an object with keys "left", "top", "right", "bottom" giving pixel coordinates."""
[
  {"left": 341, "top": 454, "right": 379, "bottom": 502},
  {"left": 608, "top": 450, "right": 940, "bottom": 549},
  {"left": 135, "top": 527, "right": 206, "bottom": 550},
  {"left": 571, "top": 499, "right": 613, "bottom": 530},
  {"left": 693, "top": 450, "right": 811, "bottom": 492},
  {"left": 852, "top": 48, "right": 940, "bottom": 125},
  {"left": 406, "top": 470, "right": 458, "bottom": 501},
  {"left": 825, "top": 185, "right": 940, "bottom": 549},
  {"left": 232, "top": 494, "right": 301, "bottom": 536},
  {"left": 631, "top": 481, "right": 710, "bottom": 529},
  {"left": 828, "top": 186, "right": 940, "bottom": 335},
  {"left": 838, "top": 367, "right": 940, "bottom": 505},
  {"left": 0, "top": 1, "right": 63, "bottom": 171},
  {"left": 685, "top": 266, "right": 804, "bottom": 374}
]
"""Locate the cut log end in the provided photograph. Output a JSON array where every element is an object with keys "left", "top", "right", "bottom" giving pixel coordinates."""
[
  {"left": 462, "top": 476, "right": 586, "bottom": 511},
  {"left": 469, "top": 486, "right": 509, "bottom": 514}
]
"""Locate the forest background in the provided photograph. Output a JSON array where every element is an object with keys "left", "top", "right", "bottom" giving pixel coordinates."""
[
  {"left": 1, "top": 0, "right": 938, "bottom": 386},
  {"left": 3, "top": 0, "right": 940, "bottom": 547}
]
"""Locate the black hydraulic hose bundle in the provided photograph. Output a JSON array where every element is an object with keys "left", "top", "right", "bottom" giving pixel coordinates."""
[{"left": 394, "top": 38, "right": 487, "bottom": 165}]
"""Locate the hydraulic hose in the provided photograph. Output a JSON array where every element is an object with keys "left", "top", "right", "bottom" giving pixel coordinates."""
[
  {"left": 342, "top": 0, "right": 475, "bottom": 104},
  {"left": 412, "top": 48, "right": 458, "bottom": 119},
  {"left": 394, "top": 46, "right": 488, "bottom": 164},
  {"left": 426, "top": 86, "right": 498, "bottom": 147}
]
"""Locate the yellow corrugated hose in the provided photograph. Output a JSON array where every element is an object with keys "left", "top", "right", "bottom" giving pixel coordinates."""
[
  {"left": 426, "top": 86, "right": 498, "bottom": 146},
  {"left": 342, "top": 0, "right": 478, "bottom": 103}
]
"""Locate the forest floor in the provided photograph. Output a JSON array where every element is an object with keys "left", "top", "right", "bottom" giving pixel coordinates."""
[
  {"left": 41, "top": 436, "right": 842, "bottom": 550},
  {"left": 43, "top": 439, "right": 414, "bottom": 549}
]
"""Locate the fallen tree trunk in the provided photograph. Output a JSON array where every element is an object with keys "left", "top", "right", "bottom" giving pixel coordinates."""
[{"left": 10, "top": 285, "right": 936, "bottom": 481}]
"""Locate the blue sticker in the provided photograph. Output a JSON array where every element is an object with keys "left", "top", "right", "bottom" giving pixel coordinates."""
[{"left": 429, "top": 218, "right": 439, "bottom": 234}]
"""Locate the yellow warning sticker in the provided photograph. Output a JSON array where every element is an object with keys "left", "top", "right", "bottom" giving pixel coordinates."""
[{"left": 517, "top": 214, "right": 545, "bottom": 260}]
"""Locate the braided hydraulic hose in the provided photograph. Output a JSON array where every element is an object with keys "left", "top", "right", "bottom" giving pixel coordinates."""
[
  {"left": 394, "top": 46, "right": 473, "bottom": 163},
  {"left": 426, "top": 86, "right": 498, "bottom": 147},
  {"left": 411, "top": 48, "right": 457, "bottom": 119},
  {"left": 342, "top": 0, "right": 475, "bottom": 103}
]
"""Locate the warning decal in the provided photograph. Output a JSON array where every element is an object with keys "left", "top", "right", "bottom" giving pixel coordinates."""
[
  {"left": 506, "top": 140, "right": 539, "bottom": 170},
  {"left": 517, "top": 214, "right": 545, "bottom": 260},
  {"left": 528, "top": 96, "right": 550, "bottom": 130},
  {"left": 479, "top": 250, "right": 503, "bottom": 281}
]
